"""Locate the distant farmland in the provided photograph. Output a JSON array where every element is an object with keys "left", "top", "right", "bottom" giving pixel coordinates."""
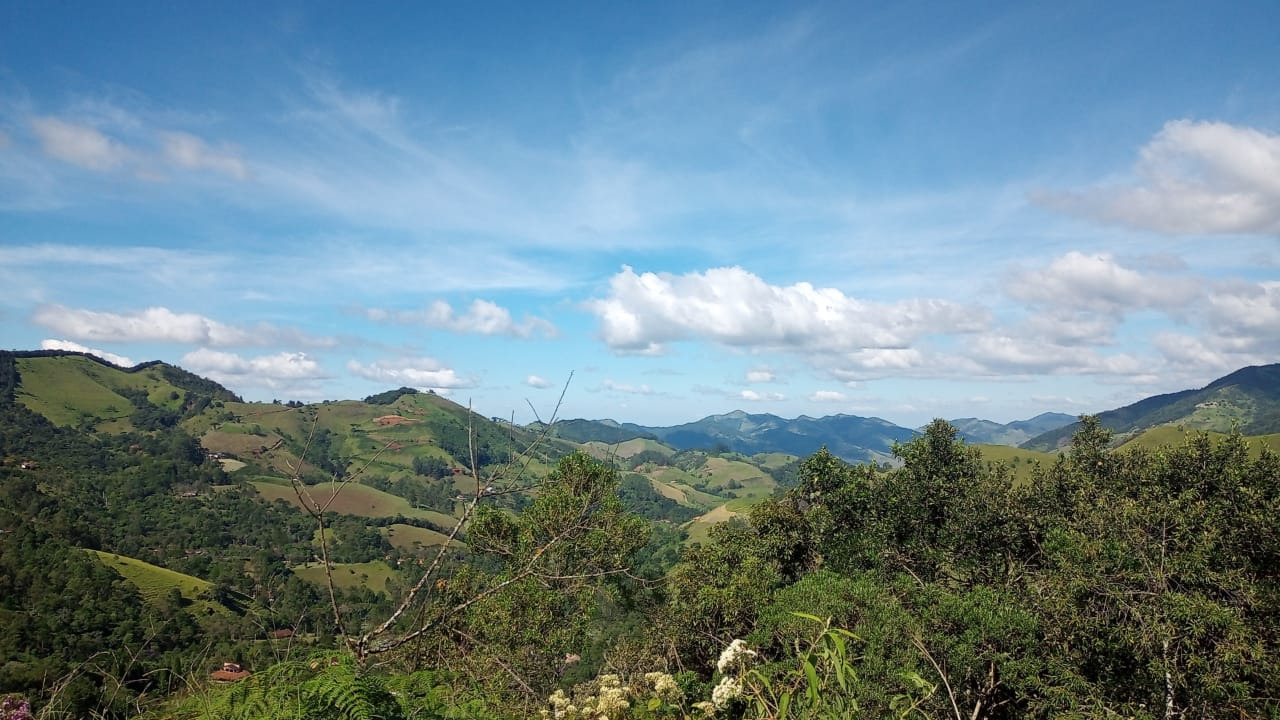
[{"left": 251, "top": 479, "right": 457, "bottom": 528}]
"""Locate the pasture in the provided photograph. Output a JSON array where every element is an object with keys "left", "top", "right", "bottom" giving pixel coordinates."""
[{"left": 88, "top": 550, "right": 232, "bottom": 618}]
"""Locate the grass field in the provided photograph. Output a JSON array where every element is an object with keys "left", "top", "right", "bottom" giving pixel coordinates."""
[
  {"left": 580, "top": 438, "right": 674, "bottom": 460},
  {"left": 293, "top": 561, "right": 398, "bottom": 595},
  {"left": 382, "top": 523, "right": 463, "bottom": 552},
  {"left": 972, "top": 444, "right": 1059, "bottom": 485},
  {"left": 683, "top": 503, "right": 743, "bottom": 545},
  {"left": 88, "top": 550, "right": 232, "bottom": 618},
  {"left": 698, "top": 457, "right": 773, "bottom": 487},
  {"left": 1119, "top": 426, "right": 1280, "bottom": 457},
  {"left": 251, "top": 480, "right": 457, "bottom": 527},
  {"left": 15, "top": 356, "right": 196, "bottom": 429},
  {"left": 751, "top": 452, "right": 798, "bottom": 470},
  {"left": 16, "top": 357, "right": 134, "bottom": 427}
]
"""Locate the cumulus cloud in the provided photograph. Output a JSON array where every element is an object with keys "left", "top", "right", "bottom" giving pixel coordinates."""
[
  {"left": 526, "top": 374, "right": 553, "bottom": 389},
  {"left": 30, "top": 116, "right": 133, "bottom": 171},
  {"left": 1206, "top": 281, "right": 1280, "bottom": 340},
  {"left": 1005, "top": 251, "right": 1200, "bottom": 316},
  {"left": 745, "top": 367, "right": 775, "bottom": 383},
  {"left": 31, "top": 305, "right": 334, "bottom": 348},
  {"left": 40, "top": 339, "right": 135, "bottom": 367},
  {"left": 159, "top": 131, "right": 248, "bottom": 180},
  {"left": 740, "top": 389, "right": 785, "bottom": 402},
  {"left": 589, "top": 266, "right": 985, "bottom": 355},
  {"left": 1036, "top": 120, "right": 1280, "bottom": 235},
  {"left": 182, "top": 349, "right": 327, "bottom": 389},
  {"left": 966, "top": 333, "right": 1145, "bottom": 376},
  {"left": 1153, "top": 280, "right": 1280, "bottom": 373},
  {"left": 809, "top": 390, "right": 848, "bottom": 402},
  {"left": 1021, "top": 311, "right": 1118, "bottom": 346},
  {"left": 363, "top": 299, "right": 556, "bottom": 338},
  {"left": 347, "top": 357, "right": 472, "bottom": 391}
]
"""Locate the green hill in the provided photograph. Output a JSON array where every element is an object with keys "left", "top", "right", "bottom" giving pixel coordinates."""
[
  {"left": 88, "top": 550, "right": 236, "bottom": 619},
  {"left": 1118, "top": 426, "right": 1280, "bottom": 457},
  {"left": 1023, "top": 364, "right": 1280, "bottom": 450},
  {"left": 251, "top": 479, "right": 457, "bottom": 528},
  {"left": 10, "top": 351, "right": 240, "bottom": 432},
  {"left": 972, "top": 444, "right": 1058, "bottom": 485},
  {"left": 292, "top": 560, "right": 398, "bottom": 596}
]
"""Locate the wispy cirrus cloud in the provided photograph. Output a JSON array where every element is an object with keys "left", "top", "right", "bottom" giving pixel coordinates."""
[
  {"left": 28, "top": 114, "right": 248, "bottom": 181},
  {"left": 30, "top": 116, "right": 134, "bottom": 171}
]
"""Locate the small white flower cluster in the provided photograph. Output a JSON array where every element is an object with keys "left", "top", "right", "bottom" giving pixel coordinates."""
[
  {"left": 643, "top": 671, "right": 682, "bottom": 703},
  {"left": 541, "top": 674, "right": 631, "bottom": 720},
  {"left": 710, "top": 675, "right": 743, "bottom": 708},
  {"left": 594, "top": 674, "right": 630, "bottom": 718},
  {"left": 716, "top": 638, "right": 757, "bottom": 674},
  {"left": 699, "top": 638, "right": 756, "bottom": 714}
]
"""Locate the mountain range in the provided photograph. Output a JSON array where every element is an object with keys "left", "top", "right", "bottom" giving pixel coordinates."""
[{"left": 6, "top": 349, "right": 1280, "bottom": 461}]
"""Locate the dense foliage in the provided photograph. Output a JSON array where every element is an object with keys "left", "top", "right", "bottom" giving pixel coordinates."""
[{"left": 3, "top": 350, "right": 1278, "bottom": 719}]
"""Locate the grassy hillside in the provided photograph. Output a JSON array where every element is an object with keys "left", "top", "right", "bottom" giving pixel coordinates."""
[
  {"left": 14, "top": 353, "right": 237, "bottom": 432},
  {"left": 88, "top": 550, "right": 234, "bottom": 618},
  {"left": 972, "top": 444, "right": 1058, "bottom": 485},
  {"left": 1024, "top": 364, "right": 1280, "bottom": 450},
  {"left": 250, "top": 479, "right": 458, "bottom": 528},
  {"left": 292, "top": 560, "right": 398, "bottom": 596},
  {"left": 382, "top": 523, "right": 463, "bottom": 552},
  {"left": 1118, "top": 426, "right": 1280, "bottom": 457},
  {"left": 580, "top": 437, "right": 675, "bottom": 460}
]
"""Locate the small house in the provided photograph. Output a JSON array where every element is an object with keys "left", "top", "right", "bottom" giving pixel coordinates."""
[{"left": 210, "top": 662, "right": 250, "bottom": 682}]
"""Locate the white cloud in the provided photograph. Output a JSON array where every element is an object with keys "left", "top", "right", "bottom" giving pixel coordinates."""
[
  {"left": 28, "top": 112, "right": 249, "bottom": 182},
  {"left": 39, "top": 339, "right": 135, "bottom": 367},
  {"left": 740, "top": 389, "right": 785, "bottom": 402},
  {"left": 967, "top": 333, "right": 1145, "bottom": 376},
  {"left": 1152, "top": 280, "right": 1280, "bottom": 374},
  {"left": 363, "top": 299, "right": 556, "bottom": 338},
  {"left": 1206, "top": 281, "right": 1280, "bottom": 340},
  {"left": 745, "top": 367, "right": 775, "bottom": 383},
  {"left": 159, "top": 131, "right": 248, "bottom": 180},
  {"left": 1005, "top": 251, "right": 1200, "bottom": 316},
  {"left": 31, "top": 304, "right": 334, "bottom": 348},
  {"left": 1021, "top": 311, "right": 1118, "bottom": 345},
  {"left": 29, "top": 116, "right": 132, "bottom": 171},
  {"left": 589, "top": 265, "right": 985, "bottom": 355},
  {"left": 601, "top": 379, "right": 654, "bottom": 395},
  {"left": 182, "top": 349, "right": 327, "bottom": 389},
  {"left": 526, "top": 374, "right": 553, "bottom": 389},
  {"left": 809, "top": 390, "right": 847, "bottom": 402},
  {"left": 347, "top": 357, "right": 472, "bottom": 390},
  {"left": 1037, "top": 120, "right": 1280, "bottom": 235},
  {"left": 1153, "top": 333, "right": 1236, "bottom": 372}
]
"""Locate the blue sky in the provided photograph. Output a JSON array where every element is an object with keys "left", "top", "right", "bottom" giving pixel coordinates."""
[{"left": 2, "top": 1, "right": 1278, "bottom": 427}]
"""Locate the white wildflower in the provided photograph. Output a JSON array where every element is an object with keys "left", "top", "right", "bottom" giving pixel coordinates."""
[
  {"left": 711, "top": 675, "right": 743, "bottom": 709},
  {"left": 692, "top": 700, "right": 717, "bottom": 716},
  {"left": 644, "top": 671, "right": 682, "bottom": 702},
  {"left": 594, "top": 675, "right": 629, "bottom": 718},
  {"left": 716, "top": 638, "right": 757, "bottom": 673}
]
